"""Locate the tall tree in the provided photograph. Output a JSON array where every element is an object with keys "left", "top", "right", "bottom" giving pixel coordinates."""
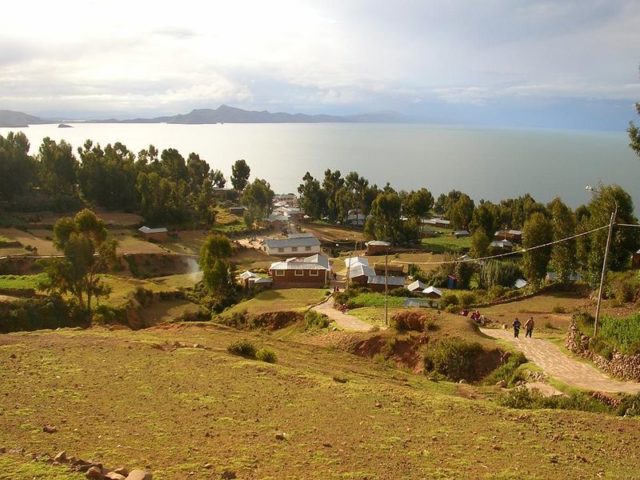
[
  {"left": 364, "top": 191, "right": 403, "bottom": 243},
  {"left": 322, "top": 169, "right": 344, "bottom": 221},
  {"left": 43, "top": 209, "right": 117, "bottom": 312},
  {"left": 580, "top": 185, "right": 638, "bottom": 284},
  {"left": 199, "top": 234, "right": 234, "bottom": 294},
  {"left": 471, "top": 201, "right": 499, "bottom": 235},
  {"left": 522, "top": 212, "right": 553, "bottom": 285},
  {"left": 241, "top": 178, "right": 274, "bottom": 225},
  {"left": 0, "top": 132, "right": 35, "bottom": 201},
  {"left": 448, "top": 194, "right": 475, "bottom": 230},
  {"left": 403, "top": 188, "right": 434, "bottom": 221},
  {"left": 548, "top": 197, "right": 577, "bottom": 284},
  {"left": 470, "top": 228, "right": 490, "bottom": 258},
  {"left": 297, "top": 172, "right": 326, "bottom": 220},
  {"left": 231, "top": 159, "right": 251, "bottom": 191},
  {"left": 38, "top": 137, "right": 78, "bottom": 197}
]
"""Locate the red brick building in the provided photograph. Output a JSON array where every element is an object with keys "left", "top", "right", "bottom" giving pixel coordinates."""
[{"left": 269, "top": 254, "right": 330, "bottom": 288}]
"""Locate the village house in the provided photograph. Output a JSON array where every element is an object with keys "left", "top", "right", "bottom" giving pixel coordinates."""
[
  {"left": 373, "top": 263, "right": 404, "bottom": 276},
  {"left": 345, "top": 209, "right": 366, "bottom": 226},
  {"left": 346, "top": 257, "right": 376, "bottom": 285},
  {"left": 368, "top": 275, "right": 406, "bottom": 292},
  {"left": 406, "top": 280, "right": 427, "bottom": 293},
  {"left": 138, "top": 226, "right": 168, "bottom": 242},
  {"left": 489, "top": 239, "right": 514, "bottom": 251},
  {"left": 229, "top": 205, "right": 246, "bottom": 216},
  {"left": 453, "top": 230, "right": 470, "bottom": 238},
  {"left": 268, "top": 253, "right": 330, "bottom": 288},
  {"left": 365, "top": 240, "right": 391, "bottom": 255},
  {"left": 422, "top": 286, "right": 443, "bottom": 299},
  {"left": 264, "top": 233, "right": 321, "bottom": 256},
  {"left": 423, "top": 218, "right": 451, "bottom": 228},
  {"left": 494, "top": 229, "right": 523, "bottom": 243}
]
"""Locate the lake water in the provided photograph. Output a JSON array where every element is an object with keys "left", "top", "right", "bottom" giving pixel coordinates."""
[{"left": 1, "top": 123, "right": 638, "bottom": 208}]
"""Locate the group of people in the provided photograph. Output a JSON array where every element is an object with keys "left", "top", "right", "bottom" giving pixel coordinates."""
[{"left": 512, "top": 317, "right": 534, "bottom": 338}]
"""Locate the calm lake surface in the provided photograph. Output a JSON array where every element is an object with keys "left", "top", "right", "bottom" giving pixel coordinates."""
[{"left": 2, "top": 123, "right": 638, "bottom": 208}]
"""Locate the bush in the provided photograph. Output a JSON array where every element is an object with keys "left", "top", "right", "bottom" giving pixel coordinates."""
[
  {"left": 613, "top": 280, "right": 636, "bottom": 304},
  {"left": 445, "top": 304, "right": 459, "bottom": 314},
  {"left": 391, "top": 311, "right": 436, "bottom": 332},
  {"left": 440, "top": 293, "right": 459, "bottom": 308},
  {"left": 552, "top": 305, "right": 566, "bottom": 314},
  {"left": 227, "top": 340, "right": 257, "bottom": 358},
  {"left": 483, "top": 352, "right": 528, "bottom": 386},
  {"left": 617, "top": 393, "right": 640, "bottom": 417},
  {"left": 0, "top": 295, "right": 88, "bottom": 333},
  {"left": 488, "top": 285, "right": 506, "bottom": 300},
  {"left": 498, "top": 387, "right": 610, "bottom": 413},
  {"left": 256, "top": 348, "right": 277, "bottom": 363},
  {"left": 423, "top": 337, "right": 484, "bottom": 381},
  {"left": 459, "top": 292, "right": 476, "bottom": 308},
  {"left": 304, "top": 310, "right": 330, "bottom": 330}
]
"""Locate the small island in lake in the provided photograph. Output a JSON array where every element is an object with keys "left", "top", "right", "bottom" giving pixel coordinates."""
[{"left": 57, "top": 123, "right": 72, "bottom": 128}]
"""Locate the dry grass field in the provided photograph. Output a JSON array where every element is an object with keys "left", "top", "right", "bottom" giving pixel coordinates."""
[
  {"left": 0, "top": 325, "right": 638, "bottom": 479},
  {"left": 0, "top": 228, "right": 59, "bottom": 256},
  {"left": 224, "top": 288, "right": 329, "bottom": 316},
  {"left": 300, "top": 222, "right": 365, "bottom": 243}
]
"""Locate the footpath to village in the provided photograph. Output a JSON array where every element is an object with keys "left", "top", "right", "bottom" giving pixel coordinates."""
[
  {"left": 480, "top": 327, "right": 640, "bottom": 394},
  {"left": 312, "top": 297, "right": 374, "bottom": 332}
]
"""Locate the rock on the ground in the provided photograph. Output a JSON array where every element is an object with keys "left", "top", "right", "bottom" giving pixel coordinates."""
[
  {"left": 105, "top": 473, "right": 127, "bottom": 480},
  {"left": 85, "top": 466, "right": 104, "bottom": 479},
  {"left": 54, "top": 451, "right": 67, "bottom": 463},
  {"left": 42, "top": 424, "right": 57, "bottom": 433},
  {"left": 126, "top": 469, "right": 153, "bottom": 480}
]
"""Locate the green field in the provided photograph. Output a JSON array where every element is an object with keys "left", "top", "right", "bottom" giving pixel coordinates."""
[
  {"left": 0, "top": 273, "right": 48, "bottom": 290},
  {"left": 421, "top": 233, "right": 472, "bottom": 253}
]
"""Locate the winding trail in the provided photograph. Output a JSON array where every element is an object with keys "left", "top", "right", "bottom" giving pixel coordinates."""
[
  {"left": 480, "top": 327, "right": 640, "bottom": 393},
  {"left": 312, "top": 297, "right": 373, "bottom": 332}
]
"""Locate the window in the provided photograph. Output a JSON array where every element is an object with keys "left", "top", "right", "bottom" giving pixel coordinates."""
[
  {"left": 278, "top": 248, "right": 284, "bottom": 253},
  {"left": 309, "top": 270, "right": 319, "bottom": 276},
  {"left": 305, "top": 246, "right": 311, "bottom": 251},
  {"left": 292, "top": 246, "right": 298, "bottom": 252},
  {"left": 275, "top": 270, "right": 285, "bottom": 277},
  {"left": 294, "top": 270, "right": 304, "bottom": 276}
]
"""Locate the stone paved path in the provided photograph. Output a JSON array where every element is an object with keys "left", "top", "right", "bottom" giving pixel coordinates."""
[
  {"left": 480, "top": 327, "right": 640, "bottom": 394},
  {"left": 312, "top": 297, "right": 374, "bottom": 332}
]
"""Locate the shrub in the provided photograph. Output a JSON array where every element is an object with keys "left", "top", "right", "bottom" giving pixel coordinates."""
[
  {"left": 256, "top": 348, "right": 277, "bottom": 363},
  {"left": 483, "top": 352, "right": 528, "bottom": 386},
  {"left": 445, "top": 304, "right": 459, "bottom": 314},
  {"left": 488, "top": 285, "right": 506, "bottom": 300},
  {"left": 613, "top": 281, "right": 635, "bottom": 304},
  {"left": 459, "top": 292, "right": 476, "bottom": 308},
  {"left": 617, "top": 393, "right": 640, "bottom": 417},
  {"left": 440, "top": 293, "right": 459, "bottom": 308},
  {"left": 391, "top": 311, "right": 435, "bottom": 332},
  {"left": 552, "top": 305, "right": 566, "bottom": 314},
  {"left": 423, "top": 337, "right": 484, "bottom": 381},
  {"left": 227, "top": 340, "right": 257, "bottom": 358},
  {"left": 304, "top": 310, "right": 330, "bottom": 330},
  {"left": 498, "top": 387, "right": 609, "bottom": 413}
]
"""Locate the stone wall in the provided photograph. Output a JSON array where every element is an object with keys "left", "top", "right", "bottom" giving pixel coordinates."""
[{"left": 566, "top": 320, "right": 640, "bottom": 382}]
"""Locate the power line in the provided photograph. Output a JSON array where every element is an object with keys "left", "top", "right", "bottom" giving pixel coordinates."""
[{"left": 390, "top": 225, "right": 610, "bottom": 266}]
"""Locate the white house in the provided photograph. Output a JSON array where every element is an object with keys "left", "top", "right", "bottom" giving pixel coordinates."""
[{"left": 264, "top": 233, "right": 321, "bottom": 256}]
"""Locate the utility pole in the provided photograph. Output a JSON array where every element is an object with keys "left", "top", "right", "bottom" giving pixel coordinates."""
[
  {"left": 384, "top": 248, "right": 389, "bottom": 326},
  {"left": 594, "top": 205, "right": 617, "bottom": 337},
  {"left": 346, "top": 241, "right": 358, "bottom": 292}
]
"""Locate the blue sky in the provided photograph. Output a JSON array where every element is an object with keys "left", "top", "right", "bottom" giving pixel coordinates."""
[{"left": 2, "top": 0, "right": 639, "bottom": 129}]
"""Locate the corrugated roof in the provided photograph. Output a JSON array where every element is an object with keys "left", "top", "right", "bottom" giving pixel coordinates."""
[
  {"left": 407, "top": 280, "right": 427, "bottom": 291},
  {"left": 345, "top": 256, "right": 369, "bottom": 268},
  {"left": 366, "top": 240, "right": 391, "bottom": 246},
  {"left": 422, "top": 286, "right": 443, "bottom": 297},
  {"left": 139, "top": 226, "right": 167, "bottom": 234},
  {"left": 265, "top": 234, "right": 320, "bottom": 249},
  {"left": 349, "top": 264, "right": 376, "bottom": 278},
  {"left": 368, "top": 275, "right": 405, "bottom": 286},
  {"left": 269, "top": 253, "right": 330, "bottom": 271}
]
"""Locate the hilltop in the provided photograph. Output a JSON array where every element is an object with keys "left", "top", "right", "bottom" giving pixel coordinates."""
[{"left": 0, "top": 110, "right": 51, "bottom": 128}]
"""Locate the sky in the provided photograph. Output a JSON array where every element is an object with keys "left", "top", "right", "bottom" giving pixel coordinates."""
[{"left": 2, "top": 0, "right": 639, "bottom": 129}]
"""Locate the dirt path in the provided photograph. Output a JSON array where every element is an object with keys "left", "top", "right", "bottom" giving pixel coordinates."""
[
  {"left": 312, "top": 297, "right": 374, "bottom": 332},
  {"left": 480, "top": 327, "right": 640, "bottom": 394}
]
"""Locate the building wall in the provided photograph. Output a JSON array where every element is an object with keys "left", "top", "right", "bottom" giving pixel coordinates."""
[
  {"left": 265, "top": 244, "right": 321, "bottom": 256},
  {"left": 270, "top": 269, "right": 328, "bottom": 288},
  {"left": 366, "top": 244, "right": 390, "bottom": 255},
  {"left": 141, "top": 231, "right": 168, "bottom": 242}
]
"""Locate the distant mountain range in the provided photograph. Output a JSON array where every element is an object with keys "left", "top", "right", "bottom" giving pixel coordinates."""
[
  {"left": 0, "top": 105, "right": 410, "bottom": 127},
  {"left": 0, "top": 110, "right": 52, "bottom": 128}
]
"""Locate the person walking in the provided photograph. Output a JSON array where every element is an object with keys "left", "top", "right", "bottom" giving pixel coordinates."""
[
  {"left": 513, "top": 318, "right": 521, "bottom": 338},
  {"left": 525, "top": 317, "right": 534, "bottom": 338}
]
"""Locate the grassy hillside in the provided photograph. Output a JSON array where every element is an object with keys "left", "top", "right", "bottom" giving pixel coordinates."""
[
  {"left": 224, "top": 288, "right": 329, "bottom": 316},
  {"left": 0, "top": 325, "right": 638, "bottom": 479}
]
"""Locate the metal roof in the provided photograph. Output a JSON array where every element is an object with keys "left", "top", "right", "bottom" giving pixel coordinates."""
[
  {"left": 349, "top": 264, "right": 376, "bottom": 278},
  {"left": 139, "top": 226, "right": 168, "bottom": 234},
  {"left": 406, "top": 280, "right": 427, "bottom": 291},
  {"left": 366, "top": 240, "right": 391, "bottom": 246},
  {"left": 422, "top": 286, "right": 443, "bottom": 297},
  {"left": 367, "top": 275, "right": 406, "bottom": 286},
  {"left": 264, "top": 234, "right": 320, "bottom": 249},
  {"left": 269, "top": 253, "right": 330, "bottom": 271}
]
